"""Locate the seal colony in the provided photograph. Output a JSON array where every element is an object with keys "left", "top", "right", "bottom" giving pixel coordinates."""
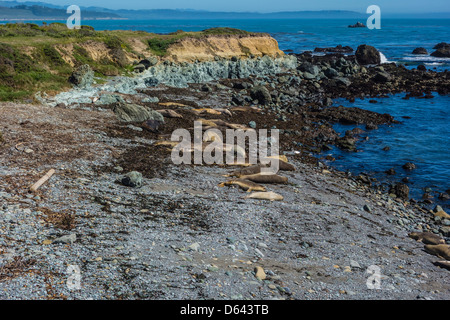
[{"left": 0, "top": 27, "right": 449, "bottom": 299}]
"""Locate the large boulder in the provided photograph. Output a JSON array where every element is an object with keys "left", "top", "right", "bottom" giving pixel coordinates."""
[
  {"left": 112, "top": 102, "right": 164, "bottom": 123},
  {"left": 355, "top": 45, "right": 381, "bottom": 65},
  {"left": 348, "top": 22, "right": 366, "bottom": 28},
  {"left": 431, "top": 48, "right": 450, "bottom": 58},
  {"left": 412, "top": 47, "right": 428, "bottom": 55},
  {"left": 433, "top": 42, "right": 450, "bottom": 50},
  {"left": 250, "top": 85, "right": 272, "bottom": 105},
  {"left": 69, "top": 64, "right": 94, "bottom": 89},
  {"left": 390, "top": 183, "right": 410, "bottom": 200}
]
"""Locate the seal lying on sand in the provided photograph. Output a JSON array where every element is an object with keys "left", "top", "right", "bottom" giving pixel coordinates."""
[
  {"left": 424, "top": 244, "right": 450, "bottom": 260},
  {"left": 239, "top": 173, "right": 288, "bottom": 184},
  {"left": 245, "top": 191, "right": 284, "bottom": 201},
  {"left": 227, "top": 161, "right": 295, "bottom": 177},
  {"left": 219, "top": 179, "right": 267, "bottom": 192},
  {"left": 157, "top": 109, "right": 183, "bottom": 118},
  {"left": 433, "top": 261, "right": 450, "bottom": 271},
  {"left": 409, "top": 232, "right": 446, "bottom": 245}
]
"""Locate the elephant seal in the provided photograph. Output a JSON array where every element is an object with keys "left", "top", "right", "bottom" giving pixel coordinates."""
[
  {"left": 424, "top": 244, "right": 450, "bottom": 260},
  {"left": 228, "top": 165, "right": 263, "bottom": 177},
  {"left": 218, "top": 179, "right": 266, "bottom": 192},
  {"left": 409, "top": 232, "right": 445, "bottom": 245},
  {"left": 239, "top": 173, "right": 288, "bottom": 184},
  {"left": 433, "top": 261, "right": 450, "bottom": 271},
  {"left": 245, "top": 191, "right": 284, "bottom": 201}
]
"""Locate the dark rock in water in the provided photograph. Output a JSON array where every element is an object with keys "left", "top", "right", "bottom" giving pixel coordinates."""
[
  {"left": 417, "top": 64, "right": 427, "bottom": 71},
  {"left": 422, "top": 192, "right": 433, "bottom": 200},
  {"left": 402, "top": 162, "right": 416, "bottom": 170},
  {"left": 390, "top": 183, "right": 409, "bottom": 200},
  {"left": 336, "top": 137, "right": 357, "bottom": 152},
  {"left": 402, "top": 177, "right": 410, "bottom": 183},
  {"left": 383, "top": 146, "right": 390, "bottom": 151},
  {"left": 365, "top": 123, "right": 378, "bottom": 130},
  {"left": 121, "top": 171, "right": 143, "bottom": 188},
  {"left": 250, "top": 85, "right": 272, "bottom": 105},
  {"left": 314, "top": 45, "right": 353, "bottom": 53},
  {"left": 386, "top": 168, "right": 396, "bottom": 175},
  {"left": 348, "top": 22, "right": 366, "bottom": 28},
  {"left": 431, "top": 48, "right": 450, "bottom": 58},
  {"left": 412, "top": 47, "right": 428, "bottom": 55},
  {"left": 433, "top": 42, "right": 450, "bottom": 50},
  {"left": 112, "top": 102, "right": 164, "bottom": 123},
  {"left": 69, "top": 64, "right": 94, "bottom": 89},
  {"left": 438, "top": 193, "right": 450, "bottom": 201},
  {"left": 355, "top": 45, "right": 381, "bottom": 65}
]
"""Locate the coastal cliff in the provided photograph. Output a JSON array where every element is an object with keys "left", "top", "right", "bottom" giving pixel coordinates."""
[
  {"left": 0, "top": 23, "right": 288, "bottom": 101},
  {"left": 165, "top": 34, "right": 284, "bottom": 62}
]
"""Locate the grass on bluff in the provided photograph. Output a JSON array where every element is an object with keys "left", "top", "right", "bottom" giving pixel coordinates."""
[
  {"left": 0, "top": 23, "right": 257, "bottom": 101},
  {"left": 0, "top": 22, "right": 138, "bottom": 101}
]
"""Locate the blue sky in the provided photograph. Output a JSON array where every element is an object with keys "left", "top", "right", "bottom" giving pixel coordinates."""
[{"left": 11, "top": 0, "right": 450, "bottom": 13}]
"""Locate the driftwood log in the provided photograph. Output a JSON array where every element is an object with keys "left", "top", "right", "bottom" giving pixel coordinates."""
[{"left": 29, "top": 169, "right": 55, "bottom": 192}]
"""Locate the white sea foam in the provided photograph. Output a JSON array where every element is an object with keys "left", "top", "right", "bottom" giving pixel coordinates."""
[{"left": 379, "top": 51, "right": 390, "bottom": 64}]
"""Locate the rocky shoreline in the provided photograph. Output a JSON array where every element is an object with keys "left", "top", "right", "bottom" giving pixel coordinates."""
[{"left": 0, "top": 44, "right": 449, "bottom": 300}]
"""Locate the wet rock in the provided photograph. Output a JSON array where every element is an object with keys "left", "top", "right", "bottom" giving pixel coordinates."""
[
  {"left": 386, "top": 168, "right": 396, "bottom": 175},
  {"left": 365, "top": 123, "right": 378, "bottom": 130},
  {"left": 121, "top": 171, "right": 143, "bottom": 188},
  {"left": 434, "top": 42, "right": 450, "bottom": 50},
  {"left": 298, "top": 62, "right": 320, "bottom": 77},
  {"left": 69, "top": 64, "right": 94, "bottom": 89},
  {"left": 336, "top": 137, "right": 357, "bottom": 152},
  {"left": 412, "top": 48, "right": 428, "bottom": 55},
  {"left": 355, "top": 45, "right": 381, "bottom": 65},
  {"left": 314, "top": 45, "right": 353, "bottom": 53},
  {"left": 250, "top": 86, "right": 272, "bottom": 105},
  {"left": 324, "top": 68, "right": 339, "bottom": 78},
  {"left": 373, "top": 72, "right": 391, "bottom": 83},
  {"left": 390, "top": 183, "right": 409, "bottom": 200},
  {"left": 417, "top": 65, "right": 427, "bottom": 72},
  {"left": 402, "top": 162, "right": 416, "bottom": 170},
  {"left": 438, "top": 193, "right": 450, "bottom": 201},
  {"left": 348, "top": 22, "right": 366, "bottom": 28},
  {"left": 431, "top": 48, "right": 450, "bottom": 58}
]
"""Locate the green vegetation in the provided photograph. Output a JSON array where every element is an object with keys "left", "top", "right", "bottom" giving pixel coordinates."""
[{"left": 0, "top": 23, "right": 259, "bottom": 101}]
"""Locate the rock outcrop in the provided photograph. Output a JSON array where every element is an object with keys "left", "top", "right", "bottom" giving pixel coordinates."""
[
  {"left": 68, "top": 64, "right": 94, "bottom": 89},
  {"left": 165, "top": 35, "right": 284, "bottom": 63},
  {"left": 355, "top": 45, "right": 381, "bottom": 65}
]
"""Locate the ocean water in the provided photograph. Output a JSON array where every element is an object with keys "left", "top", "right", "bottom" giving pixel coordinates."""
[
  {"left": 84, "top": 18, "right": 450, "bottom": 71},
  {"left": 7, "top": 18, "right": 449, "bottom": 204},
  {"left": 329, "top": 93, "right": 450, "bottom": 208}
]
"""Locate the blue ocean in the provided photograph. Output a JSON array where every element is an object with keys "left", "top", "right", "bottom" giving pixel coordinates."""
[{"left": 7, "top": 18, "right": 450, "bottom": 205}]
